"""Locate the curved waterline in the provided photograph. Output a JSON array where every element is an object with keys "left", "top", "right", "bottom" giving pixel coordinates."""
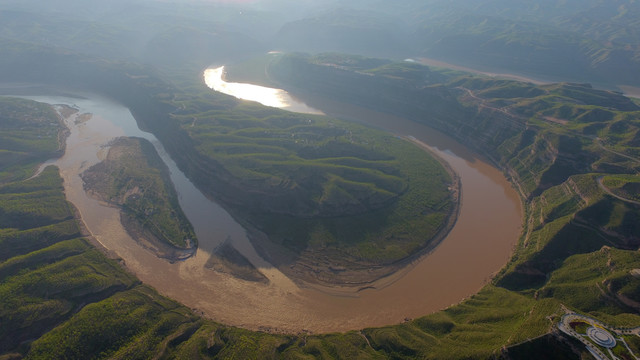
[{"left": 8, "top": 77, "right": 521, "bottom": 333}]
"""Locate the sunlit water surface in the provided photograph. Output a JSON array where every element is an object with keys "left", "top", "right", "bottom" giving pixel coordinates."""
[{"left": 204, "top": 66, "right": 324, "bottom": 114}]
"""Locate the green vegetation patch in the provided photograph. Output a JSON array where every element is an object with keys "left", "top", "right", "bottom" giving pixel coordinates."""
[
  {"left": 505, "top": 334, "right": 583, "bottom": 360},
  {"left": 624, "top": 335, "right": 640, "bottom": 356},
  {"left": 363, "top": 286, "right": 561, "bottom": 359},
  {"left": 170, "top": 324, "right": 295, "bottom": 360},
  {"left": 602, "top": 174, "right": 640, "bottom": 202},
  {"left": 174, "top": 89, "right": 454, "bottom": 266},
  {"left": 0, "top": 165, "right": 137, "bottom": 355},
  {"left": 181, "top": 109, "right": 410, "bottom": 218},
  {"left": 81, "top": 137, "right": 195, "bottom": 249},
  {"left": 497, "top": 169, "right": 640, "bottom": 290},
  {"left": 245, "top": 135, "right": 453, "bottom": 264},
  {"left": 538, "top": 247, "right": 640, "bottom": 324},
  {"left": 0, "top": 163, "right": 73, "bottom": 230},
  {"left": 0, "top": 97, "right": 65, "bottom": 184},
  {"left": 0, "top": 166, "right": 80, "bottom": 260},
  {"left": 569, "top": 321, "right": 590, "bottom": 334},
  {"left": 26, "top": 286, "right": 199, "bottom": 360},
  {"left": 0, "top": 219, "right": 81, "bottom": 262}
]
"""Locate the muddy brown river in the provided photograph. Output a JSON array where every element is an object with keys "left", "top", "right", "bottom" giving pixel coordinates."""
[{"left": 6, "top": 72, "right": 521, "bottom": 333}]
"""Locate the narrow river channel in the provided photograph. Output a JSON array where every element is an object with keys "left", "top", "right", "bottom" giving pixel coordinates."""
[{"left": 3, "top": 72, "right": 521, "bottom": 333}]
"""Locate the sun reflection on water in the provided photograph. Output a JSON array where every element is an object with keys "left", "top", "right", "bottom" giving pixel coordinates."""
[{"left": 203, "top": 66, "right": 322, "bottom": 114}]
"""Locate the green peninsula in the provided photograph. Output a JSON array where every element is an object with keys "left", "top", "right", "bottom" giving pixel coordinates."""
[{"left": 168, "top": 93, "right": 456, "bottom": 285}]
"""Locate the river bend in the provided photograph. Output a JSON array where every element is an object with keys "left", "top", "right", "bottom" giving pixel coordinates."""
[{"left": 4, "top": 76, "right": 521, "bottom": 333}]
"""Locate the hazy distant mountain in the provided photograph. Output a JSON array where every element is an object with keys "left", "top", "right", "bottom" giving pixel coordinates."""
[
  {"left": 142, "top": 26, "right": 265, "bottom": 68},
  {"left": 407, "top": 0, "right": 640, "bottom": 86},
  {"left": 271, "top": 0, "right": 640, "bottom": 87},
  {"left": 0, "top": 0, "right": 271, "bottom": 69},
  {"left": 273, "top": 8, "right": 411, "bottom": 58},
  {"left": 2, "top": 0, "right": 637, "bottom": 86}
]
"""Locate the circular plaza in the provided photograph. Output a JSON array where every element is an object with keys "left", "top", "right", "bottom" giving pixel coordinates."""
[{"left": 586, "top": 327, "right": 616, "bottom": 348}]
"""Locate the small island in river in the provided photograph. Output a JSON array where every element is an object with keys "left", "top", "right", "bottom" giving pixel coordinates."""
[{"left": 81, "top": 136, "right": 197, "bottom": 262}]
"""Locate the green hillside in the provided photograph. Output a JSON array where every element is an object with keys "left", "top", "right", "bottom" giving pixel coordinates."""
[{"left": 0, "top": 97, "right": 66, "bottom": 183}]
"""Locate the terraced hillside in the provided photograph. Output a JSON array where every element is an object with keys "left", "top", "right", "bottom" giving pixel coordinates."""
[{"left": 0, "top": 97, "right": 66, "bottom": 183}]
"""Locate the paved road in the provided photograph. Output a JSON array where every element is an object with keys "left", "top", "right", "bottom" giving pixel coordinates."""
[{"left": 597, "top": 176, "right": 640, "bottom": 206}]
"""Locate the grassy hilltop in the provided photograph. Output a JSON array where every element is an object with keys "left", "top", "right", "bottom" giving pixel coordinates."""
[{"left": 169, "top": 96, "right": 455, "bottom": 283}]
